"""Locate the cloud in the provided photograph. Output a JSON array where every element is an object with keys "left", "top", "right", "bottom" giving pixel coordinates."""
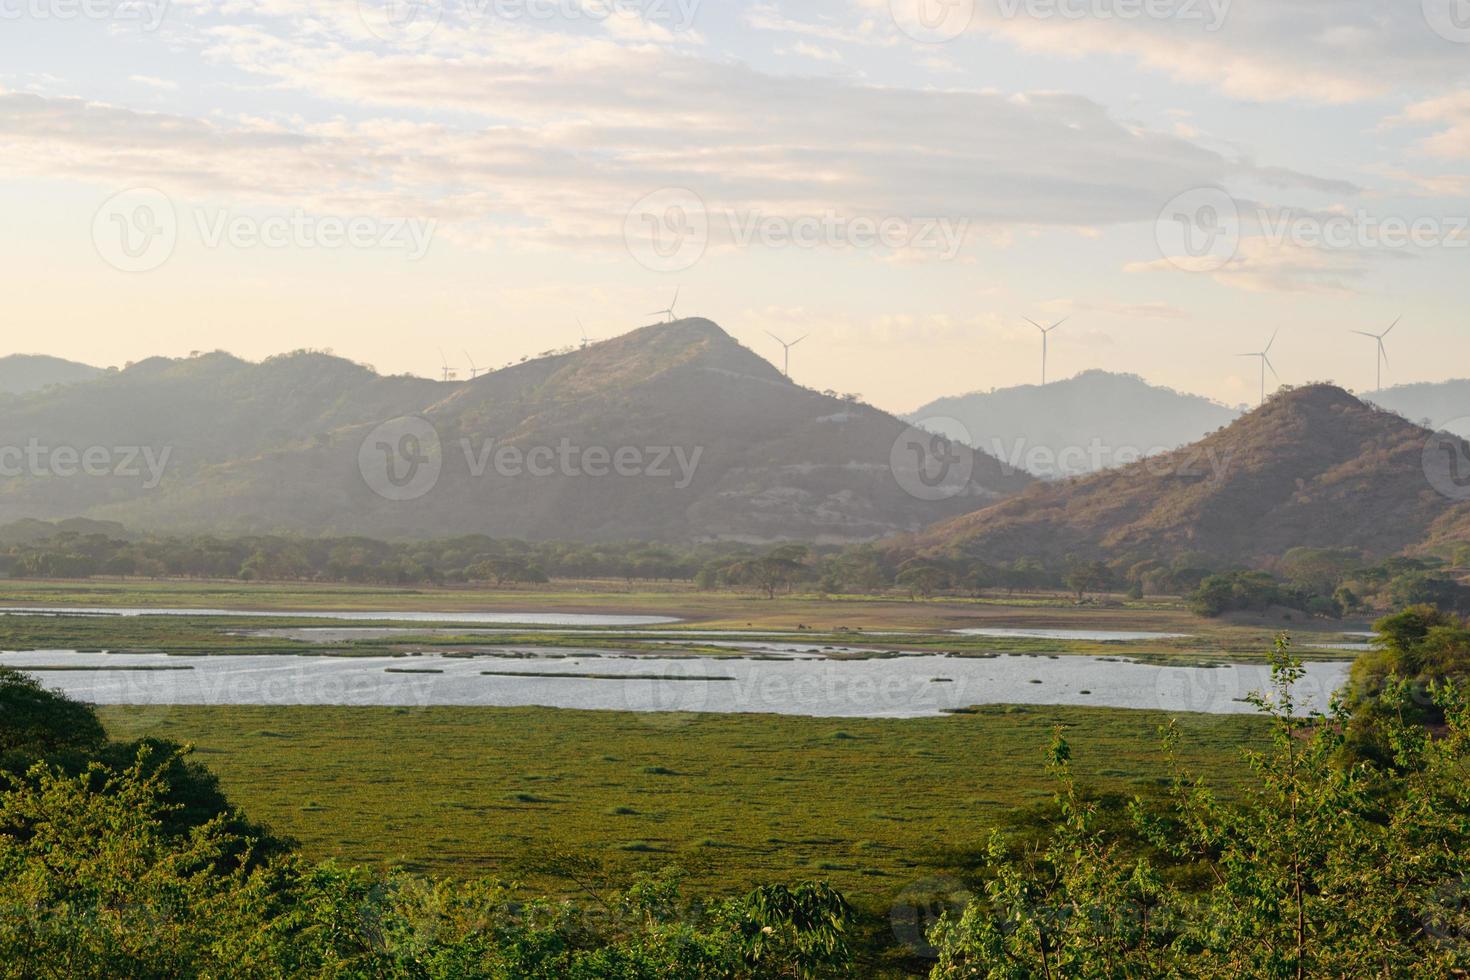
[
  {"left": 843, "top": 0, "right": 1470, "bottom": 105},
  {"left": 1126, "top": 237, "right": 1377, "bottom": 294},
  {"left": 1385, "top": 92, "right": 1470, "bottom": 159}
]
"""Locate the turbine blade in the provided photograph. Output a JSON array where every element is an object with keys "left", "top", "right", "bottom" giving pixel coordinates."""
[
  {"left": 1023, "top": 316, "right": 1046, "bottom": 332},
  {"left": 1264, "top": 328, "right": 1278, "bottom": 353},
  {"left": 1049, "top": 317, "right": 1069, "bottom": 332},
  {"left": 1264, "top": 355, "right": 1279, "bottom": 379},
  {"left": 1350, "top": 331, "right": 1378, "bottom": 339},
  {"left": 791, "top": 335, "right": 808, "bottom": 347},
  {"left": 1379, "top": 341, "right": 1389, "bottom": 366},
  {"left": 1383, "top": 316, "right": 1400, "bottom": 337},
  {"left": 766, "top": 331, "right": 783, "bottom": 344}
]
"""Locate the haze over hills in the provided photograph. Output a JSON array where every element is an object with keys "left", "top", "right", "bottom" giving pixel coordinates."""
[
  {"left": 0, "top": 319, "right": 1031, "bottom": 542},
  {"left": 907, "top": 370, "right": 1240, "bottom": 478},
  {"left": 1367, "top": 380, "right": 1470, "bottom": 438},
  {"left": 0, "top": 355, "right": 103, "bottom": 396},
  {"left": 904, "top": 384, "right": 1470, "bottom": 566}
]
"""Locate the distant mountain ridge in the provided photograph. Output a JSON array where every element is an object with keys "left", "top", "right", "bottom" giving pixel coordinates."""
[
  {"left": 904, "top": 384, "right": 1470, "bottom": 566},
  {"left": 0, "top": 355, "right": 103, "bottom": 396},
  {"left": 0, "top": 319, "right": 1031, "bottom": 542},
  {"left": 908, "top": 370, "right": 1239, "bottom": 478},
  {"left": 1367, "top": 380, "right": 1470, "bottom": 438}
]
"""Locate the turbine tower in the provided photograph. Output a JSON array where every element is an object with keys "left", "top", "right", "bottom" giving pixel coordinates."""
[
  {"left": 765, "top": 331, "right": 807, "bottom": 377},
  {"left": 1023, "top": 316, "right": 1067, "bottom": 385},
  {"left": 1237, "top": 329, "right": 1279, "bottom": 406},
  {"left": 1350, "top": 317, "right": 1399, "bottom": 392},
  {"left": 437, "top": 348, "right": 458, "bottom": 382},
  {"left": 648, "top": 287, "right": 680, "bottom": 323}
]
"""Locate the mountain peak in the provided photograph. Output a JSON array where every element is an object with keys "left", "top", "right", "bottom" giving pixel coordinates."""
[{"left": 910, "top": 386, "right": 1448, "bottom": 565}]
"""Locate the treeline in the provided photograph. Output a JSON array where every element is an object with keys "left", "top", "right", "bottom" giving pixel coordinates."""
[
  {"left": 1189, "top": 550, "right": 1470, "bottom": 619},
  {"left": 2, "top": 522, "right": 1465, "bottom": 619},
  {"left": 0, "top": 525, "right": 763, "bottom": 585}
]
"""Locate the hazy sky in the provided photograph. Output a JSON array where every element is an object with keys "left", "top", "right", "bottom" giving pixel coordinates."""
[{"left": 3, "top": 0, "right": 1469, "bottom": 412}]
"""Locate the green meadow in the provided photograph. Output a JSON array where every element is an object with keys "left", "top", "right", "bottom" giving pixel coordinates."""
[{"left": 98, "top": 702, "right": 1265, "bottom": 907}]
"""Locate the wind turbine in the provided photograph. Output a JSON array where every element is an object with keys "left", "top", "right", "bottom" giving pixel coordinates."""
[
  {"left": 464, "top": 351, "right": 481, "bottom": 379},
  {"left": 1237, "top": 330, "right": 1280, "bottom": 406},
  {"left": 765, "top": 331, "right": 807, "bottom": 377},
  {"left": 1023, "top": 316, "right": 1067, "bottom": 385},
  {"left": 1350, "top": 317, "right": 1399, "bottom": 392},
  {"left": 437, "top": 348, "right": 458, "bottom": 382},
  {"left": 648, "top": 287, "right": 680, "bottom": 323},
  {"left": 577, "top": 318, "right": 590, "bottom": 349}
]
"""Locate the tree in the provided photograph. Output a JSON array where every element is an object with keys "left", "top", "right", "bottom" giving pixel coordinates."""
[
  {"left": 729, "top": 546, "right": 810, "bottom": 599},
  {"left": 1063, "top": 558, "right": 1111, "bottom": 601},
  {"left": 897, "top": 558, "right": 950, "bottom": 599},
  {"left": 928, "top": 639, "right": 1470, "bottom": 978}
]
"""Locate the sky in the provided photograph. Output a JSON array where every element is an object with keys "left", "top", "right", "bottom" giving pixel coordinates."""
[{"left": 2, "top": 0, "right": 1469, "bottom": 413}]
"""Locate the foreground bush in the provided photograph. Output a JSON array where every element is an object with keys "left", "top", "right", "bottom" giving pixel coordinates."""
[
  {"left": 0, "top": 668, "right": 853, "bottom": 978},
  {"left": 928, "top": 638, "right": 1470, "bottom": 978}
]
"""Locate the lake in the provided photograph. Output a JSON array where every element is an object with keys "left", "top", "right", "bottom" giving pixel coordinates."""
[
  {"left": 0, "top": 606, "right": 677, "bottom": 626},
  {"left": 1, "top": 650, "right": 1351, "bottom": 718}
]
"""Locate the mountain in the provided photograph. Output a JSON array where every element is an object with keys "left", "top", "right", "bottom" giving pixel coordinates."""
[
  {"left": 0, "top": 320, "right": 1031, "bottom": 542},
  {"left": 0, "top": 355, "right": 103, "bottom": 396},
  {"left": 904, "top": 384, "right": 1470, "bottom": 566},
  {"left": 907, "top": 370, "right": 1239, "bottom": 478},
  {"left": 1367, "top": 380, "right": 1470, "bottom": 438}
]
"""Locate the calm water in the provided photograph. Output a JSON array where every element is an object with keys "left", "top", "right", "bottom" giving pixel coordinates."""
[
  {"left": 2, "top": 651, "right": 1351, "bottom": 718},
  {"left": 952, "top": 628, "right": 1190, "bottom": 641},
  {"left": 0, "top": 607, "right": 677, "bottom": 626}
]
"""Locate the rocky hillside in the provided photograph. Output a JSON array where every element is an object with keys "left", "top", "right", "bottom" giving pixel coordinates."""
[
  {"left": 905, "top": 385, "right": 1470, "bottom": 565},
  {"left": 0, "top": 320, "right": 1031, "bottom": 542}
]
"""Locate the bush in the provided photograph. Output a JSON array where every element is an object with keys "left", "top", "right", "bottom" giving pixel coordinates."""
[{"left": 928, "top": 638, "right": 1470, "bottom": 978}]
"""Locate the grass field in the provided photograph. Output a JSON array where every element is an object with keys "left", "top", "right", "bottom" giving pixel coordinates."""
[{"left": 98, "top": 702, "right": 1267, "bottom": 906}]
